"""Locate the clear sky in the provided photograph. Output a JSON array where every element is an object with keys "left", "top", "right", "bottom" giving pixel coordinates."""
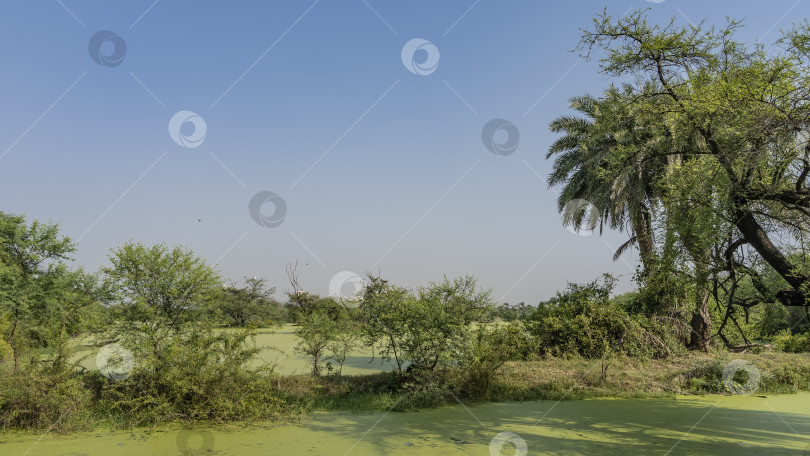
[{"left": 1, "top": 0, "right": 807, "bottom": 303}]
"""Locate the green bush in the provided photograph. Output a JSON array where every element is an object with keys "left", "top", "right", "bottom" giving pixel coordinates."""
[
  {"left": 679, "top": 356, "right": 810, "bottom": 395},
  {"left": 360, "top": 274, "right": 495, "bottom": 374},
  {"left": 285, "top": 293, "right": 348, "bottom": 324},
  {"left": 528, "top": 275, "right": 679, "bottom": 359},
  {"left": 682, "top": 359, "right": 724, "bottom": 394},
  {"left": 219, "top": 277, "right": 284, "bottom": 327},
  {"left": 392, "top": 322, "right": 532, "bottom": 407},
  {"left": 760, "top": 364, "right": 810, "bottom": 393},
  {"left": 0, "top": 366, "right": 92, "bottom": 432},
  {"left": 773, "top": 330, "right": 810, "bottom": 353},
  {"left": 395, "top": 372, "right": 454, "bottom": 411},
  {"left": 458, "top": 322, "right": 529, "bottom": 396},
  {"left": 90, "top": 329, "right": 306, "bottom": 427}
]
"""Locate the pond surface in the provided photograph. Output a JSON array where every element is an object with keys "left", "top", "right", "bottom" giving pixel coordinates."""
[
  {"left": 73, "top": 325, "right": 397, "bottom": 376},
  {"left": 2, "top": 393, "right": 809, "bottom": 455}
]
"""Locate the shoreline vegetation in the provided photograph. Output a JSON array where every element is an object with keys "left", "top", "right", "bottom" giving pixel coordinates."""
[
  {"left": 4, "top": 7, "right": 810, "bottom": 439},
  {"left": 2, "top": 345, "right": 810, "bottom": 436},
  {"left": 286, "top": 351, "right": 810, "bottom": 411}
]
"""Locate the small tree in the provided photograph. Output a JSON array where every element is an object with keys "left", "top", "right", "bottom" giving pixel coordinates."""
[
  {"left": 102, "top": 242, "right": 222, "bottom": 372},
  {"left": 407, "top": 275, "right": 494, "bottom": 370},
  {"left": 359, "top": 275, "right": 412, "bottom": 374},
  {"left": 0, "top": 212, "right": 93, "bottom": 372},
  {"left": 284, "top": 261, "right": 348, "bottom": 323},
  {"left": 460, "top": 321, "right": 528, "bottom": 395},
  {"left": 220, "top": 277, "right": 282, "bottom": 327},
  {"left": 327, "top": 321, "right": 360, "bottom": 376},
  {"left": 360, "top": 274, "right": 494, "bottom": 375},
  {"left": 295, "top": 310, "right": 338, "bottom": 376}
]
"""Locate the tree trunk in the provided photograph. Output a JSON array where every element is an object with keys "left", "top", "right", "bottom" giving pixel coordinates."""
[
  {"left": 734, "top": 207, "right": 810, "bottom": 306},
  {"left": 636, "top": 208, "right": 656, "bottom": 274},
  {"left": 9, "top": 316, "right": 19, "bottom": 372},
  {"left": 688, "top": 262, "right": 712, "bottom": 352},
  {"left": 688, "top": 290, "right": 711, "bottom": 352}
]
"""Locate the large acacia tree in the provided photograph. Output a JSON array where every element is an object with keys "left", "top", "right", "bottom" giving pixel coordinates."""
[
  {"left": 550, "top": 10, "right": 810, "bottom": 350},
  {"left": 103, "top": 242, "right": 222, "bottom": 371},
  {"left": 578, "top": 10, "right": 810, "bottom": 307},
  {"left": 0, "top": 212, "right": 104, "bottom": 371}
]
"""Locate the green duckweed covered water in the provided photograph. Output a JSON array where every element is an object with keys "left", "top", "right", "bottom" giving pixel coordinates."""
[
  {"left": 72, "top": 325, "right": 396, "bottom": 376},
  {"left": 2, "top": 393, "right": 809, "bottom": 455}
]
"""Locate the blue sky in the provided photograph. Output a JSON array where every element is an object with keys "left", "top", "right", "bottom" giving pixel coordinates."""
[{"left": 1, "top": 0, "right": 807, "bottom": 303}]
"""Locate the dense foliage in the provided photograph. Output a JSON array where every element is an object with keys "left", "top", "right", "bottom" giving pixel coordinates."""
[
  {"left": 548, "top": 9, "right": 810, "bottom": 351},
  {"left": 2, "top": 8, "right": 810, "bottom": 433},
  {"left": 220, "top": 277, "right": 284, "bottom": 327},
  {"left": 528, "top": 275, "right": 682, "bottom": 359}
]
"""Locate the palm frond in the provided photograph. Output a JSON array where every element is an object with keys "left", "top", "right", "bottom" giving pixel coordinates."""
[{"left": 613, "top": 235, "right": 638, "bottom": 261}]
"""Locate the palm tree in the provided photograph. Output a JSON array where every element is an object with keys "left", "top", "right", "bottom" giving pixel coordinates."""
[
  {"left": 547, "top": 87, "right": 661, "bottom": 277},
  {"left": 548, "top": 86, "right": 724, "bottom": 351}
]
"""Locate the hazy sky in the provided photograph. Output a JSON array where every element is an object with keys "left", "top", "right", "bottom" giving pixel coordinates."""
[{"left": 1, "top": 0, "right": 807, "bottom": 304}]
